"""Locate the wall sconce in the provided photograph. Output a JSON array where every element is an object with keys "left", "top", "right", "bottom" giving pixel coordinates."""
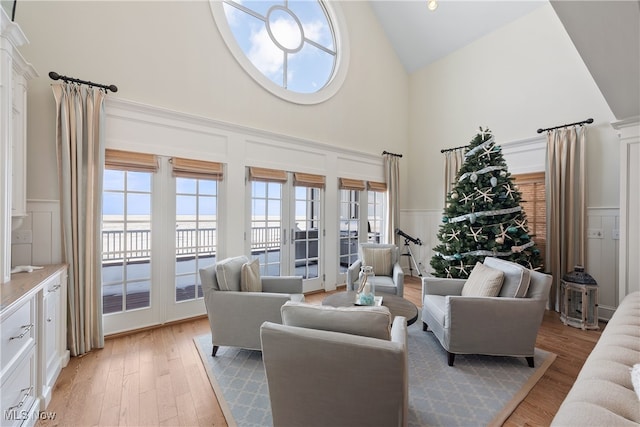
[{"left": 427, "top": 0, "right": 438, "bottom": 11}]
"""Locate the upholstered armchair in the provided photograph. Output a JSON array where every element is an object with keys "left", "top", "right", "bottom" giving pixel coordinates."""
[
  {"left": 261, "top": 302, "right": 408, "bottom": 427},
  {"left": 422, "top": 257, "right": 552, "bottom": 367},
  {"left": 347, "top": 243, "right": 404, "bottom": 296},
  {"left": 199, "top": 255, "right": 304, "bottom": 356}
]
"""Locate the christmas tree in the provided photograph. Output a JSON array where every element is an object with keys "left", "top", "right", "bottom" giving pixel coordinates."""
[{"left": 430, "top": 128, "right": 542, "bottom": 278}]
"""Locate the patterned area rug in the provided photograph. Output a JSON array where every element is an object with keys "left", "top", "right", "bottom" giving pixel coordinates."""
[{"left": 194, "top": 322, "right": 555, "bottom": 427}]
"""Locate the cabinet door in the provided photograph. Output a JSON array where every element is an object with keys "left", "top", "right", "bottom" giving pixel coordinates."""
[{"left": 0, "top": 346, "right": 37, "bottom": 427}]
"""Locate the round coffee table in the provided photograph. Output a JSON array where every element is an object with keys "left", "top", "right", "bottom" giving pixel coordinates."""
[{"left": 322, "top": 291, "right": 418, "bottom": 326}]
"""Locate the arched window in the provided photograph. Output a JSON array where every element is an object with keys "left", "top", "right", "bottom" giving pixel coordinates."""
[{"left": 211, "top": 0, "right": 349, "bottom": 104}]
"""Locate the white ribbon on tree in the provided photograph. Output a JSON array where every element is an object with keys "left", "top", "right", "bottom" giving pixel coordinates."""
[
  {"left": 458, "top": 165, "right": 506, "bottom": 183},
  {"left": 464, "top": 136, "right": 495, "bottom": 157},
  {"left": 447, "top": 206, "right": 522, "bottom": 223}
]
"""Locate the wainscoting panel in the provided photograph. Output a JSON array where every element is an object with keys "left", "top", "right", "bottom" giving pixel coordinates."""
[
  {"left": 399, "top": 207, "right": 620, "bottom": 320},
  {"left": 586, "top": 208, "right": 620, "bottom": 320},
  {"left": 11, "top": 200, "right": 61, "bottom": 267},
  {"left": 398, "top": 209, "right": 442, "bottom": 276}
]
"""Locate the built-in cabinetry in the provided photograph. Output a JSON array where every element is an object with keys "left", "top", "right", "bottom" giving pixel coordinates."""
[
  {"left": 612, "top": 117, "right": 640, "bottom": 300},
  {"left": 1, "top": 7, "right": 37, "bottom": 283},
  {"left": 1, "top": 265, "right": 69, "bottom": 426}
]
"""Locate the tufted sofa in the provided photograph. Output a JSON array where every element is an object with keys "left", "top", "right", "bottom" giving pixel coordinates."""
[{"left": 551, "top": 291, "right": 640, "bottom": 426}]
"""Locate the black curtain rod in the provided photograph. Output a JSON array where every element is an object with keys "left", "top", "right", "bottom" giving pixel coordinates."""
[
  {"left": 382, "top": 150, "right": 403, "bottom": 157},
  {"left": 537, "top": 118, "right": 593, "bottom": 134},
  {"left": 49, "top": 71, "right": 118, "bottom": 93},
  {"left": 440, "top": 144, "right": 468, "bottom": 154}
]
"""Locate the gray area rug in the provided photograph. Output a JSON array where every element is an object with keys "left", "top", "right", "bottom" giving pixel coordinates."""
[{"left": 194, "top": 322, "right": 555, "bottom": 427}]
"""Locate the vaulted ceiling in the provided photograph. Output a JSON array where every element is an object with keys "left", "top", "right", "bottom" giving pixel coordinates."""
[{"left": 370, "top": 0, "right": 640, "bottom": 120}]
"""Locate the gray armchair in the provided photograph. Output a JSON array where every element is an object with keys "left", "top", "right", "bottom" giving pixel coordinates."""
[
  {"left": 199, "top": 255, "right": 304, "bottom": 356},
  {"left": 421, "top": 257, "right": 552, "bottom": 367},
  {"left": 261, "top": 302, "right": 408, "bottom": 427},
  {"left": 347, "top": 243, "right": 404, "bottom": 296}
]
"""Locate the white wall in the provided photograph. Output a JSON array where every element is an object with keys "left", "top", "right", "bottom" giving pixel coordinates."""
[
  {"left": 15, "top": 0, "right": 409, "bottom": 203},
  {"left": 407, "top": 3, "right": 618, "bottom": 212}
]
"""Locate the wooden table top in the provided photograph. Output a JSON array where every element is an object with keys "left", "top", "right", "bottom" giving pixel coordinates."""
[{"left": 322, "top": 291, "right": 418, "bottom": 326}]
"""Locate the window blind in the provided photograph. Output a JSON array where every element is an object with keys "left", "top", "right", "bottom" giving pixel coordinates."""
[
  {"left": 513, "top": 172, "right": 546, "bottom": 265},
  {"left": 339, "top": 178, "right": 366, "bottom": 191},
  {"left": 105, "top": 149, "right": 158, "bottom": 172},
  {"left": 367, "top": 181, "right": 387, "bottom": 192},
  {"left": 171, "top": 157, "right": 223, "bottom": 180},
  {"left": 248, "top": 167, "right": 288, "bottom": 182},
  {"left": 293, "top": 172, "right": 325, "bottom": 188}
]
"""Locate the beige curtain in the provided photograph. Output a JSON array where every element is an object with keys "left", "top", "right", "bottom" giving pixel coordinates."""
[
  {"left": 53, "top": 83, "right": 106, "bottom": 356},
  {"left": 383, "top": 153, "right": 400, "bottom": 245},
  {"left": 546, "top": 126, "right": 586, "bottom": 310},
  {"left": 444, "top": 148, "right": 465, "bottom": 205}
]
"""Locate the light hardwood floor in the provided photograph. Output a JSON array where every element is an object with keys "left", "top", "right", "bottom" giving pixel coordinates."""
[{"left": 38, "top": 276, "right": 603, "bottom": 426}]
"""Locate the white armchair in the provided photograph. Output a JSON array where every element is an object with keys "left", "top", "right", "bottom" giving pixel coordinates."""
[
  {"left": 261, "top": 302, "right": 408, "bottom": 427},
  {"left": 422, "top": 257, "right": 552, "bottom": 367},
  {"left": 199, "top": 255, "right": 304, "bottom": 356},
  {"left": 347, "top": 243, "right": 404, "bottom": 296}
]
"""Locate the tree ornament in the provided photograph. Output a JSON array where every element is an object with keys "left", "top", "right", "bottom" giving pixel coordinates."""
[
  {"left": 451, "top": 192, "right": 458, "bottom": 200},
  {"left": 442, "top": 216, "right": 449, "bottom": 223},
  {"left": 453, "top": 253, "right": 462, "bottom": 260},
  {"left": 507, "top": 226, "right": 518, "bottom": 234},
  {"left": 495, "top": 237, "right": 505, "bottom": 244},
  {"left": 470, "top": 172, "right": 478, "bottom": 183},
  {"left": 490, "top": 176, "right": 498, "bottom": 187},
  {"left": 469, "top": 213, "right": 477, "bottom": 224},
  {"left": 500, "top": 170, "right": 507, "bottom": 177}
]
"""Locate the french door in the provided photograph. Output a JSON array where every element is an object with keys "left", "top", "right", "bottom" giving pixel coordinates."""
[
  {"left": 102, "top": 153, "right": 221, "bottom": 334},
  {"left": 249, "top": 169, "right": 324, "bottom": 293}
]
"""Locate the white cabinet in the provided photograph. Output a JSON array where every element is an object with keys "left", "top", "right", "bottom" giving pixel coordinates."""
[
  {"left": 0, "top": 7, "right": 37, "bottom": 283},
  {"left": 0, "top": 265, "right": 69, "bottom": 426},
  {"left": 39, "top": 269, "right": 68, "bottom": 408},
  {"left": 612, "top": 117, "right": 640, "bottom": 300}
]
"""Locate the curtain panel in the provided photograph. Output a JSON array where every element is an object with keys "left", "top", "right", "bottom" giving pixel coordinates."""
[
  {"left": 52, "top": 83, "right": 106, "bottom": 356},
  {"left": 546, "top": 126, "right": 586, "bottom": 310},
  {"left": 443, "top": 148, "right": 465, "bottom": 206},
  {"left": 383, "top": 154, "right": 400, "bottom": 245}
]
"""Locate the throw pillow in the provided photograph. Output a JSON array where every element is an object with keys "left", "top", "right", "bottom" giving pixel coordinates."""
[
  {"left": 241, "top": 258, "right": 262, "bottom": 292},
  {"left": 484, "top": 257, "right": 531, "bottom": 298},
  {"left": 215, "top": 255, "right": 248, "bottom": 292},
  {"left": 281, "top": 301, "right": 392, "bottom": 340},
  {"left": 461, "top": 262, "right": 505, "bottom": 297},
  {"left": 632, "top": 364, "right": 640, "bottom": 401},
  {"left": 362, "top": 247, "right": 393, "bottom": 276}
]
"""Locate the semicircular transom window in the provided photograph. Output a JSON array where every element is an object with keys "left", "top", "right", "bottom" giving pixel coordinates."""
[{"left": 212, "top": 0, "right": 347, "bottom": 104}]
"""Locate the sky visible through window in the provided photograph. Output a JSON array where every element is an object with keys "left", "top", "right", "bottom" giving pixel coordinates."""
[{"left": 222, "top": 0, "right": 336, "bottom": 94}]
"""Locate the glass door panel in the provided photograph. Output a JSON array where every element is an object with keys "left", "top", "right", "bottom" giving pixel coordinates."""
[
  {"left": 102, "top": 170, "right": 154, "bottom": 333},
  {"left": 251, "top": 181, "right": 283, "bottom": 276},
  {"left": 338, "top": 189, "right": 359, "bottom": 274},
  {"left": 292, "top": 186, "right": 322, "bottom": 292},
  {"left": 175, "top": 177, "right": 217, "bottom": 303}
]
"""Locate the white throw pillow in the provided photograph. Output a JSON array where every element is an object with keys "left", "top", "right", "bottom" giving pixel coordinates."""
[
  {"left": 483, "top": 257, "right": 531, "bottom": 298},
  {"left": 461, "top": 262, "right": 505, "bottom": 297},
  {"left": 215, "top": 255, "right": 248, "bottom": 291},
  {"left": 362, "top": 247, "right": 393, "bottom": 276},
  {"left": 632, "top": 364, "right": 640, "bottom": 401},
  {"left": 241, "top": 258, "right": 262, "bottom": 292}
]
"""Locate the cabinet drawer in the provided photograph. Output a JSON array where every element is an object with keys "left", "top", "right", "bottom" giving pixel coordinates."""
[
  {"left": 0, "top": 298, "right": 35, "bottom": 373},
  {"left": 1, "top": 348, "right": 37, "bottom": 427}
]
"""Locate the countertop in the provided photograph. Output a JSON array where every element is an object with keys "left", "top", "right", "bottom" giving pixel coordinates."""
[{"left": 1, "top": 264, "right": 67, "bottom": 314}]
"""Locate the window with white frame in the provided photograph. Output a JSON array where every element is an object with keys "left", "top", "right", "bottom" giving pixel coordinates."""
[{"left": 210, "top": 0, "right": 349, "bottom": 104}]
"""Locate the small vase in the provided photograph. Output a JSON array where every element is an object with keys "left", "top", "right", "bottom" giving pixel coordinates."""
[{"left": 357, "top": 265, "right": 376, "bottom": 305}]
